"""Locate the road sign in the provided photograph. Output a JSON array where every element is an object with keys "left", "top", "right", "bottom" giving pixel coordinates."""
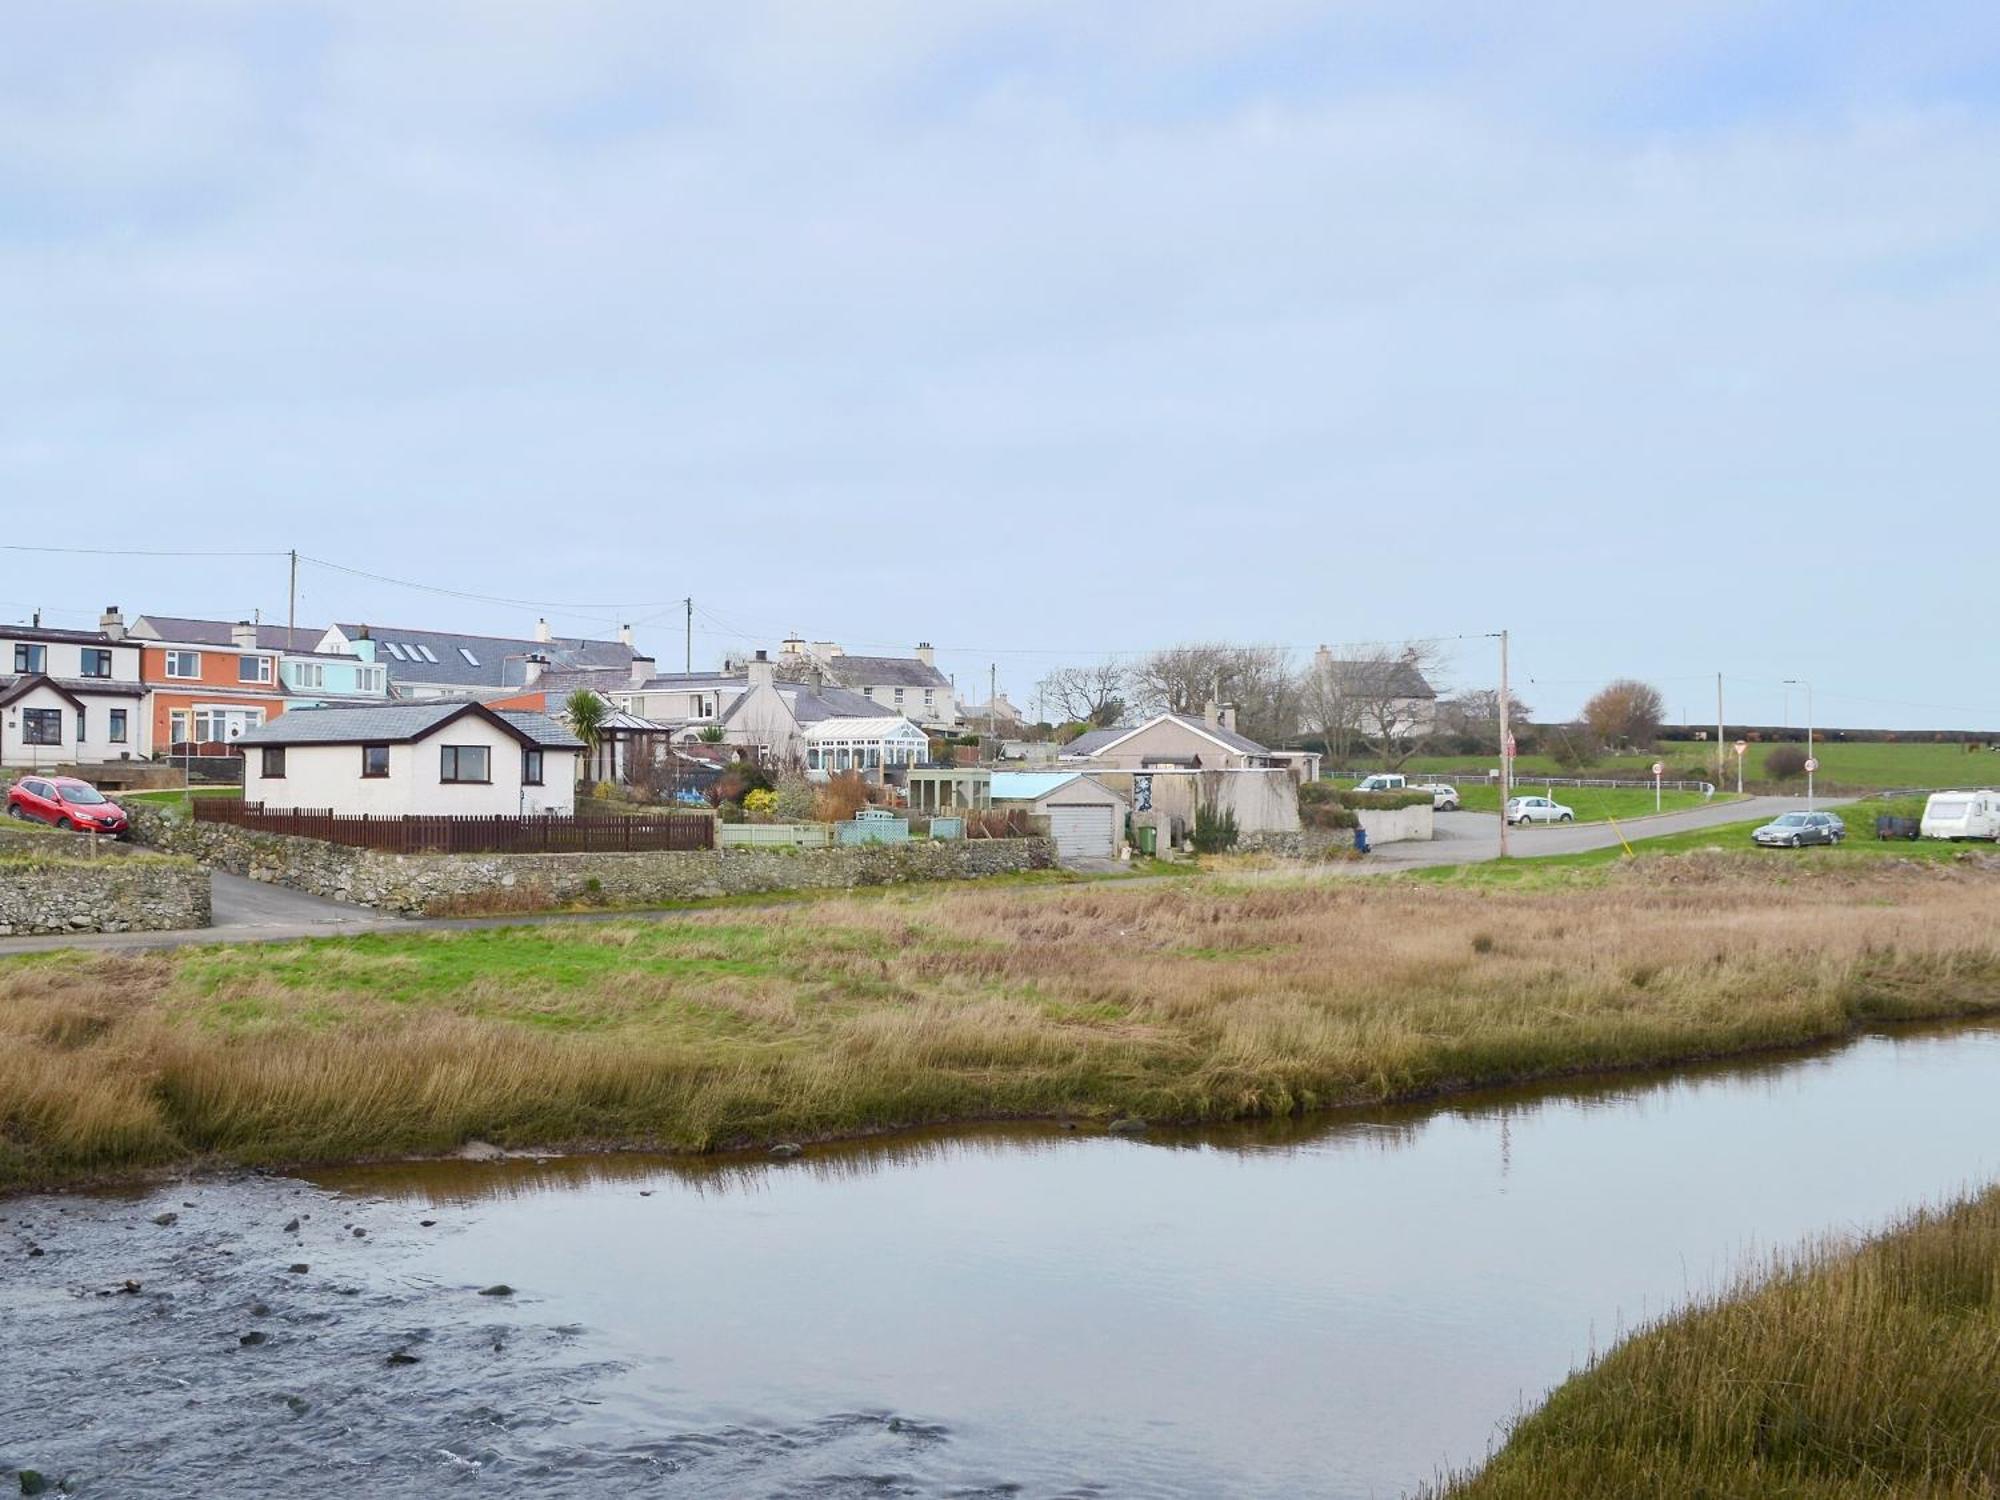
[
  {"left": 1652, "top": 761, "right": 1664, "bottom": 776},
  {"left": 1505, "top": 735, "right": 1517, "bottom": 757},
  {"left": 1733, "top": 741, "right": 1748, "bottom": 756},
  {"left": 1804, "top": 757, "right": 1819, "bottom": 773}
]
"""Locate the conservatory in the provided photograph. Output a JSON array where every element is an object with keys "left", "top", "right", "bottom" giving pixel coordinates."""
[{"left": 802, "top": 715, "right": 932, "bottom": 775}]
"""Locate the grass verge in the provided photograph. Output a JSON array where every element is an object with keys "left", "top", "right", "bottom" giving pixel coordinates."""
[
  {"left": 5, "top": 862, "right": 2000, "bottom": 1193},
  {"left": 1429, "top": 1186, "right": 2000, "bottom": 1497}
]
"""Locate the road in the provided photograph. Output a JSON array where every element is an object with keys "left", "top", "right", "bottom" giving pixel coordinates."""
[
  {"left": 0, "top": 796, "right": 1833, "bottom": 956},
  {"left": 1359, "top": 794, "right": 1834, "bottom": 871}
]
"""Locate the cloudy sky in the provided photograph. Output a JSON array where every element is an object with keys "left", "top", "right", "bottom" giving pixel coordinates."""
[{"left": 5, "top": 3, "right": 1997, "bottom": 726}]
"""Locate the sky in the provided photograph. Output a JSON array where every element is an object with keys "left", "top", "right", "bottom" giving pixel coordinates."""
[{"left": 4, "top": 2, "right": 1998, "bottom": 728}]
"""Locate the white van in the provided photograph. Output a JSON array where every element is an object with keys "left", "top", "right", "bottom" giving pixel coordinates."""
[
  {"left": 1352, "top": 774, "right": 1407, "bottom": 794},
  {"left": 1920, "top": 790, "right": 2000, "bottom": 841}
]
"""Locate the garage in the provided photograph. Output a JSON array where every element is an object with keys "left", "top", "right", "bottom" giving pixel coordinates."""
[
  {"left": 1046, "top": 802, "right": 1116, "bottom": 860},
  {"left": 990, "top": 771, "right": 1129, "bottom": 862}
]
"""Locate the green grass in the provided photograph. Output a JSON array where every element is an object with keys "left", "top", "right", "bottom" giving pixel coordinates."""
[
  {"left": 1431, "top": 1185, "right": 2000, "bottom": 1497},
  {"left": 1346, "top": 740, "right": 2000, "bottom": 795},
  {"left": 120, "top": 786, "right": 243, "bottom": 817},
  {"left": 1448, "top": 783, "right": 1721, "bottom": 822},
  {"left": 6, "top": 864, "right": 2000, "bottom": 1192}
]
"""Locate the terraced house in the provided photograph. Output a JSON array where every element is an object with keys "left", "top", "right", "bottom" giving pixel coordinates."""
[
  {"left": 128, "top": 614, "right": 293, "bottom": 751},
  {"left": 0, "top": 608, "right": 149, "bottom": 768},
  {"left": 314, "top": 617, "right": 649, "bottom": 699},
  {"left": 776, "top": 637, "right": 960, "bottom": 729}
]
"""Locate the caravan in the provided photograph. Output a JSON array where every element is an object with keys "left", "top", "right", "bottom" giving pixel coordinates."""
[{"left": 1919, "top": 790, "right": 2000, "bottom": 841}]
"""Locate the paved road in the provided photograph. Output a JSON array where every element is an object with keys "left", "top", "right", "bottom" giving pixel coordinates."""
[
  {"left": 1359, "top": 794, "right": 1838, "bottom": 871},
  {"left": 0, "top": 795, "right": 1844, "bottom": 956}
]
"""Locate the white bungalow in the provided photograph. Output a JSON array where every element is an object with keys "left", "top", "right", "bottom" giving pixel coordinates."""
[{"left": 802, "top": 715, "right": 930, "bottom": 777}]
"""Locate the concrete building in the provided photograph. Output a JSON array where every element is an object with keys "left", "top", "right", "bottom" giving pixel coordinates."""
[
  {"left": 236, "top": 700, "right": 581, "bottom": 816},
  {"left": 990, "top": 770, "right": 1129, "bottom": 860}
]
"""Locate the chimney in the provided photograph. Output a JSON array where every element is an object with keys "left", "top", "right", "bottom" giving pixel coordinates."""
[
  {"left": 99, "top": 605, "right": 126, "bottom": 641},
  {"left": 535, "top": 617, "right": 553, "bottom": 643},
  {"left": 915, "top": 641, "right": 935, "bottom": 667},
  {"left": 1204, "top": 699, "right": 1222, "bottom": 729},
  {"left": 747, "top": 649, "right": 775, "bottom": 690},
  {"left": 1220, "top": 704, "right": 1238, "bottom": 733},
  {"left": 629, "top": 654, "right": 656, "bottom": 687},
  {"left": 522, "top": 653, "right": 548, "bottom": 687},
  {"left": 232, "top": 620, "right": 259, "bottom": 652},
  {"left": 780, "top": 635, "right": 806, "bottom": 657},
  {"left": 811, "top": 640, "right": 841, "bottom": 660},
  {"left": 619, "top": 623, "right": 634, "bottom": 647}
]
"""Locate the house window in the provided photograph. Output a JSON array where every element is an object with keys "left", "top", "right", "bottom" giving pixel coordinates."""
[
  {"left": 75, "top": 708, "right": 85, "bottom": 742},
  {"left": 924, "top": 689, "right": 935, "bottom": 706},
  {"left": 893, "top": 687, "right": 905, "bottom": 705},
  {"left": 13, "top": 644, "right": 46, "bottom": 674},
  {"left": 21, "top": 708, "right": 61, "bottom": 745},
  {"left": 522, "top": 748, "right": 544, "bottom": 786},
  {"left": 169, "top": 710, "right": 189, "bottom": 745},
  {"left": 361, "top": 744, "right": 391, "bottom": 778},
  {"left": 80, "top": 648, "right": 112, "bottom": 678},
  {"left": 109, "top": 709, "right": 128, "bottom": 744},
  {"left": 239, "top": 655, "right": 273, "bottom": 684},
  {"left": 293, "top": 661, "right": 325, "bottom": 690},
  {"left": 440, "top": 745, "right": 490, "bottom": 783},
  {"left": 863, "top": 687, "right": 874, "bottom": 699},
  {"left": 261, "top": 747, "right": 287, "bottom": 778},
  {"left": 165, "top": 650, "right": 201, "bottom": 679}
]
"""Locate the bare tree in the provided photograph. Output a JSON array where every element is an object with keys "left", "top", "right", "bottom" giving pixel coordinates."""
[
  {"left": 1305, "top": 643, "right": 1445, "bottom": 768},
  {"left": 1436, "top": 688, "right": 1533, "bottom": 750},
  {"left": 1131, "top": 643, "right": 1300, "bottom": 748},
  {"left": 1035, "top": 661, "right": 1128, "bottom": 727}
]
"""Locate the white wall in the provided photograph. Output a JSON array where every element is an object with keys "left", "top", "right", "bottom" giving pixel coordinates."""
[
  {"left": 246, "top": 718, "right": 577, "bottom": 815},
  {"left": 1, "top": 682, "right": 148, "bottom": 768}
]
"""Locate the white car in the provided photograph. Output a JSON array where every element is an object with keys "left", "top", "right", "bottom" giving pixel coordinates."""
[
  {"left": 1414, "top": 782, "right": 1460, "bottom": 812},
  {"left": 1505, "top": 795, "right": 1574, "bottom": 826},
  {"left": 1351, "top": 774, "right": 1407, "bottom": 794}
]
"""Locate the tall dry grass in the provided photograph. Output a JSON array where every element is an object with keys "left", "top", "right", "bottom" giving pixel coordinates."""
[
  {"left": 1429, "top": 1187, "right": 2000, "bottom": 1497},
  {"left": 4, "top": 861, "right": 2000, "bottom": 1191}
]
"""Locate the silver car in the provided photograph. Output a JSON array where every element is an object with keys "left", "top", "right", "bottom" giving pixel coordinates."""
[
  {"left": 1752, "top": 811, "right": 1845, "bottom": 848},
  {"left": 1505, "top": 795, "right": 1574, "bottom": 825}
]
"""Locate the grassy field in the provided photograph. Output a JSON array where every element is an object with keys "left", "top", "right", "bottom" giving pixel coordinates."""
[
  {"left": 6, "top": 862, "right": 2000, "bottom": 1192},
  {"left": 1431, "top": 1186, "right": 2000, "bottom": 1497}
]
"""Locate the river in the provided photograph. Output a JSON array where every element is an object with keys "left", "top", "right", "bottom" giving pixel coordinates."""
[{"left": 5, "top": 1024, "right": 1999, "bottom": 1497}]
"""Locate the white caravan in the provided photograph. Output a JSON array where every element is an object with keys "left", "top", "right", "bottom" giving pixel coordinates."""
[{"left": 1919, "top": 790, "right": 2000, "bottom": 841}]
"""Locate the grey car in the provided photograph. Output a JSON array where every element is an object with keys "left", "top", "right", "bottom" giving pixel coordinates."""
[{"left": 1752, "top": 811, "right": 1845, "bottom": 848}]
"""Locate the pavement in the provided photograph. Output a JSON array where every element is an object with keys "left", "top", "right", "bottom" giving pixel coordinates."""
[{"left": 0, "top": 795, "right": 1842, "bottom": 957}]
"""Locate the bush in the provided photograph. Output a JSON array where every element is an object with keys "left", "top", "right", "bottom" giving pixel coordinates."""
[
  {"left": 710, "top": 763, "right": 775, "bottom": 807},
  {"left": 772, "top": 774, "right": 818, "bottom": 822},
  {"left": 1338, "top": 790, "right": 1434, "bottom": 810},
  {"left": 742, "top": 788, "right": 779, "bottom": 819},
  {"left": 813, "top": 771, "right": 869, "bottom": 823},
  {"left": 1765, "top": 745, "right": 1809, "bottom": 781},
  {"left": 1192, "top": 805, "right": 1239, "bottom": 854},
  {"left": 1301, "top": 803, "right": 1358, "bottom": 830},
  {"left": 1298, "top": 781, "right": 1341, "bottom": 806}
]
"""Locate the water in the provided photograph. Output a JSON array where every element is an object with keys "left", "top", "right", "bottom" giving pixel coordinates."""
[{"left": 6, "top": 1024, "right": 2000, "bottom": 1497}]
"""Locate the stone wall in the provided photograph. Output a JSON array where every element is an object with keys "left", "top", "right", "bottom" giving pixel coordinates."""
[
  {"left": 128, "top": 804, "right": 1056, "bottom": 917},
  {"left": 0, "top": 854, "right": 210, "bottom": 936},
  {"left": 1235, "top": 828, "right": 1356, "bottom": 858}
]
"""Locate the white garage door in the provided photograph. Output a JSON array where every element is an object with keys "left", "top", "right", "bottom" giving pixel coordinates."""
[{"left": 1046, "top": 803, "right": 1115, "bottom": 860}]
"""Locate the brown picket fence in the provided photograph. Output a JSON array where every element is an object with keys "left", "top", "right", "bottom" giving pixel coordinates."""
[{"left": 195, "top": 799, "right": 714, "bottom": 854}]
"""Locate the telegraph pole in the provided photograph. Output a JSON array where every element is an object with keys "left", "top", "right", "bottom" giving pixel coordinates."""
[
  {"left": 1716, "top": 672, "right": 1725, "bottom": 787},
  {"left": 1497, "top": 629, "right": 1512, "bottom": 860},
  {"left": 684, "top": 597, "right": 693, "bottom": 673},
  {"left": 988, "top": 663, "right": 998, "bottom": 740},
  {"left": 288, "top": 549, "right": 298, "bottom": 648}
]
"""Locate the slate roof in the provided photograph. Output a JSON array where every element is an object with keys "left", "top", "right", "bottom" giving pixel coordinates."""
[
  {"left": 1062, "top": 713, "right": 1272, "bottom": 760},
  {"left": 0, "top": 624, "right": 127, "bottom": 646},
  {"left": 1058, "top": 727, "right": 1126, "bottom": 758},
  {"left": 821, "top": 654, "right": 952, "bottom": 691},
  {"left": 0, "top": 673, "right": 148, "bottom": 705},
  {"left": 635, "top": 671, "right": 745, "bottom": 692},
  {"left": 130, "top": 616, "right": 326, "bottom": 653},
  {"left": 716, "top": 682, "right": 880, "bottom": 731},
  {"left": 1160, "top": 712, "right": 1271, "bottom": 757},
  {"left": 235, "top": 700, "right": 582, "bottom": 749},
  {"left": 330, "top": 622, "right": 643, "bottom": 691},
  {"left": 1317, "top": 658, "right": 1438, "bottom": 700}
]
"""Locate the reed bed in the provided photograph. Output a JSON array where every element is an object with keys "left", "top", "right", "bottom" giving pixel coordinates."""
[
  {"left": 1430, "top": 1187, "right": 2000, "bottom": 1497},
  {"left": 4, "top": 859, "right": 2000, "bottom": 1192}
]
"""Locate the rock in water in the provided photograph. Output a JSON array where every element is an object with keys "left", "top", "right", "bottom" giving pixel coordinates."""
[
  {"left": 768, "top": 1143, "right": 804, "bottom": 1159},
  {"left": 19, "top": 1471, "right": 50, "bottom": 1496},
  {"left": 283, "top": 1218, "right": 300, "bottom": 1233},
  {"left": 239, "top": 1331, "right": 268, "bottom": 1347},
  {"left": 1107, "top": 1117, "right": 1149, "bottom": 1134},
  {"left": 287, "top": 1263, "right": 309, "bottom": 1275},
  {"left": 151, "top": 1212, "right": 178, "bottom": 1227},
  {"left": 477, "top": 1284, "right": 514, "bottom": 1297}
]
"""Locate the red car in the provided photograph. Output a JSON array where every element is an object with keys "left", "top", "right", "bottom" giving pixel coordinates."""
[{"left": 5, "top": 775, "right": 131, "bottom": 836}]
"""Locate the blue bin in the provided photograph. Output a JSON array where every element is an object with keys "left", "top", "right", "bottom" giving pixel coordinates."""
[{"left": 1354, "top": 825, "right": 1370, "bottom": 855}]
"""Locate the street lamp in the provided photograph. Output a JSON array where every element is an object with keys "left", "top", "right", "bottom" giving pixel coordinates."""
[{"left": 1783, "top": 678, "right": 1814, "bottom": 809}]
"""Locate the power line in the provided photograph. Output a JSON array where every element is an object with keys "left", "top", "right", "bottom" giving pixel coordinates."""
[
  {"left": 1, "top": 543, "right": 289, "bottom": 559},
  {"left": 294, "top": 554, "right": 693, "bottom": 615}
]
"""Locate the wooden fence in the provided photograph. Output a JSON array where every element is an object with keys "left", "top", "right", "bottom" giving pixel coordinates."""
[{"left": 195, "top": 800, "right": 715, "bottom": 854}]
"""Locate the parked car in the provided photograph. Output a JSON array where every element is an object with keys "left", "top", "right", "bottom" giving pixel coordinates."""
[
  {"left": 1505, "top": 794, "right": 1574, "bottom": 825},
  {"left": 4, "top": 776, "right": 131, "bottom": 836},
  {"left": 1351, "top": 774, "right": 1407, "bottom": 794},
  {"left": 1752, "top": 811, "right": 1845, "bottom": 848},
  {"left": 1414, "top": 782, "right": 1461, "bottom": 811}
]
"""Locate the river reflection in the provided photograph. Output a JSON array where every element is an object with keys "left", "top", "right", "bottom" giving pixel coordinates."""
[{"left": 8, "top": 1025, "right": 2000, "bottom": 1498}]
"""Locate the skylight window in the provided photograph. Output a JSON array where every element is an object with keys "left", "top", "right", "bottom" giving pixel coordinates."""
[
  {"left": 458, "top": 647, "right": 479, "bottom": 666},
  {"left": 382, "top": 642, "right": 407, "bottom": 660},
  {"left": 417, "top": 645, "right": 440, "bottom": 663}
]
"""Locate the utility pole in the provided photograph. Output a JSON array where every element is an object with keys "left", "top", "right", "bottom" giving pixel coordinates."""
[
  {"left": 1716, "top": 672, "right": 1725, "bottom": 788},
  {"left": 1785, "top": 677, "right": 1815, "bottom": 809},
  {"left": 988, "top": 663, "right": 997, "bottom": 741},
  {"left": 288, "top": 548, "right": 298, "bottom": 649},
  {"left": 684, "top": 597, "right": 692, "bottom": 674},
  {"left": 1497, "top": 628, "right": 1512, "bottom": 860}
]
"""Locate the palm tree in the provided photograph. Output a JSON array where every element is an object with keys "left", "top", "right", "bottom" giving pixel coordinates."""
[
  {"left": 565, "top": 689, "right": 608, "bottom": 782},
  {"left": 697, "top": 724, "right": 726, "bottom": 744}
]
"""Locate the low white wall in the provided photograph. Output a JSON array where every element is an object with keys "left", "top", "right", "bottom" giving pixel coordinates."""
[{"left": 1357, "top": 804, "right": 1434, "bottom": 844}]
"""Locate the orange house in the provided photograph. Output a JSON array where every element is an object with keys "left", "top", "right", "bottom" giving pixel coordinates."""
[{"left": 129, "top": 617, "right": 292, "bottom": 751}]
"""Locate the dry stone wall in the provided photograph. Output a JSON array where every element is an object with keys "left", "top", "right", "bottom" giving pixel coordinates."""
[
  {"left": 127, "top": 804, "right": 1055, "bottom": 917},
  {"left": 0, "top": 855, "right": 210, "bottom": 936}
]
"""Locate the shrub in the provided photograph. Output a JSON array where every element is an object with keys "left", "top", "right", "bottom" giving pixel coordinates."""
[
  {"left": 813, "top": 771, "right": 869, "bottom": 823},
  {"left": 1765, "top": 745, "right": 1809, "bottom": 781},
  {"left": 1192, "top": 805, "right": 1239, "bottom": 853},
  {"left": 772, "top": 774, "right": 818, "bottom": 822},
  {"left": 1301, "top": 803, "right": 1358, "bottom": 830},
  {"left": 1338, "top": 790, "right": 1433, "bottom": 810},
  {"left": 742, "top": 788, "right": 779, "bottom": 819},
  {"left": 1298, "top": 781, "right": 1341, "bottom": 806}
]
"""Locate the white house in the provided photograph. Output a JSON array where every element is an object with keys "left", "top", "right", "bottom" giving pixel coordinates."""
[
  {"left": 0, "top": 612, "right": 151, "bottom": 769},
  {"left": 712, "top": 651, "right": 882, "bottom": 765},
  {"left": 236, "top": 701, "right": 582, "bottom": 816},
  {"left": 777, "top": 637, "right": 961, "bottom": 729}
]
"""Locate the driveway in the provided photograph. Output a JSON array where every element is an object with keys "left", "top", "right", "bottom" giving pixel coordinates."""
[{"left": 1358, "top": 794, "right": 1841, "bottom": 871}]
